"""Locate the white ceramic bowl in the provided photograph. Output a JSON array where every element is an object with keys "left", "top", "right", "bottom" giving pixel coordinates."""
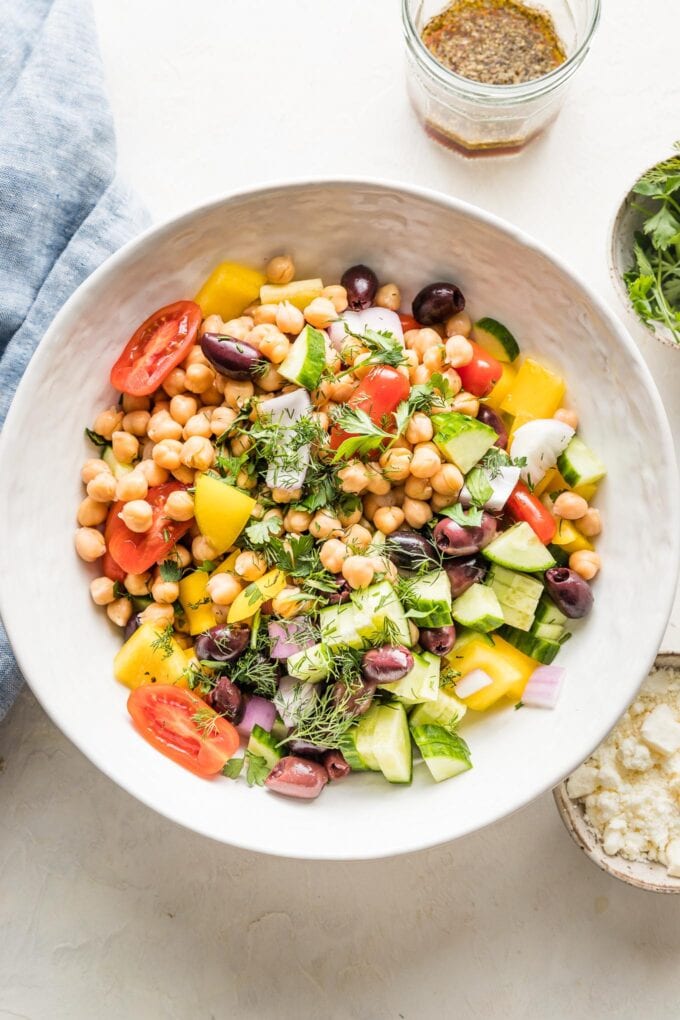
[{"left": 0, "top": 180, "right": 677, "bottom": 860}]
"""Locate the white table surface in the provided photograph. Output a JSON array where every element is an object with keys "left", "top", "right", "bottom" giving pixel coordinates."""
[{"left": 3, "top": 2, "right": 680, "bottom": 1017}]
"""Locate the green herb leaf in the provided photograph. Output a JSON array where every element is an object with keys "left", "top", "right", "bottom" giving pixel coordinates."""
[
  {"left": 439, "top": 502, "right": 483, "bottom": 526},
  {"left": 465, "top": 466, "right": 494, "bottom": 508},
  {"left": 244, "top": 751, "right": 271, "bottom": 787},
  {"left": 245, "top": 516, "right": 283, "bottom": 546},
  {"left": 84, "top": 428, "right": 108, "bottom": 448},
  {"left": 222, "top": 757, "right": 245, "bottom": 779},
  {"left": 150, "top": 624, "right": 175, "bottom": 660},
  {"left": 159, "top": 559, "right": 183, "bottom": 582}
]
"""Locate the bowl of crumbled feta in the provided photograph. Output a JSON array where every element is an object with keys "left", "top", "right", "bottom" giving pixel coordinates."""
[{"left": 555, "top": 654, "right": 680, "bottom": 892}]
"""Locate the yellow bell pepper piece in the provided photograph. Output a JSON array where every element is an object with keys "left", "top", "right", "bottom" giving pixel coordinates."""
[
  {"left": 501, "top": 358, "right": 565, "bottom": 420},
  {"left": 114, "top": 623, "right": 188, "bottom": 690},
  {"left": 211, "top": 549, "right": 240, "bottom": 576},
  {"left": 448, "top": 634, "right": 535, "bottom": 711},
  {"left": 551, "top": 518, "right": 594, "bottom": 553},
  {"left": 228, "top": 569, "right": 286, "bottom": 624},
  {"left": 194, "top": 261, "right": 266, "bottom": 321},
  {"left": 178, "top": 570, "right": 217, "bottom": 636},
  {"left": 194, "top": 473, "right": 255, "bottom": 556},
  {"left": 574, "top": 482, "right": 598, "bottom": 501},
  {"left": 259, "top": 279, "right": 324, "bottom": 310},
  {"left": 483, "top": 363, "right": 516, "bottom": 411}
]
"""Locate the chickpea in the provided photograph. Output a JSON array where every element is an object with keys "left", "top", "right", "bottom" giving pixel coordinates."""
[
  {"left": 272, "top": 586, "right": 315, "bottom": 618},
  {"left": 90, "top": 577, "right": 116, "bottom": 606},
  {"left": 234, "top": 551, "right": 267, "bottom": 582},
  {"left": 206, "top": 572, "right": 241, "bottom": 607},
  {"left": 76, "top": 496, "right": 107, "bottom": 528},
  {"left": 304, "top": 297, "right": 337, "bottom": 330},
  {"left": 192, "top": 535, "right": 219, "bottom": 564},
  {"left": 184, "top": 346, "right": 211, "bottom": 368},
  {"left": 257, "top": 365, "right": 286, "bottom": 392},
  {"left": 252, "top": 303, "right": 279, "bottom": 326},
  {"left": 320, "top": 538, "right": 348, "bottom": 573},
  {"left": 409, "top": 443, "right": 441, "bottom": 479},
  {"left": 165, "top": 489, "right": 195, "bottom": 522},
  {"left": 405, "top": 412, "right": 434, "bottom": 446},
  {"left": 173, "top": 545, "right": 192, "bottom": 569},
  {"left": 342, "top": 554, "right": 376, "bottom": 590},
  {"left": 260, "top": 331, "right": 291, "bottom": 365},
  {"left": 169, "top": 394, "right": 198, "bottom": 426},
  {"left": 150, "top": 578, "right": 179, "bottom": 605},
  {"left": 431, "top": 463, "right": 464, "bottom": 498},
  {"left": 81, "top": 458, "right": 111, "bottom": 485},
  {"left": 311, "top": 410, "right": 329, "bottom": 432},
  {"left": 74, "top": 527, "right": 106, "bottom": 562},
  {"left": 222, "top": 380, "right": 253, "bottom": 411},
  {"left": 119, "top": 500, "right": 153, "bottom": 533},
  {"left": 553, "top": 491, "right": 588, "bottom": 520},
  {"left": 424, "top": 346, "right": 445, "bottom": 374},
  {"left": 338, "top": 504, "right": 362, "bottom": 528},
  {"left": 380, "top": 448, "right": 412, "bottom": 482},
  {"left": 554, "top": 407, "right": 579, "bottom": 430},
  {"left": 569, "top": 550, "right": 601, "bottom": 581},
  {"left": 86, "top": 471, "right": 117, "bottom": 503},
  {"left": 147, "top": 410, "right": 183, "bottom": 443},
  {"left": 362, "top": 491, "right": 395, "bottom": 522},
  {"left": 411, "top": 365, "right": 432, "bottom": 385},
  {"left": 152, "top": 399, "right": 171, "bottom": 415},
  {"left": 445, "top": 311, "right": 472, "bottom": 338},
  {"left": 183, "top": 413, "right": 212, "bottom": 440},
  {"left": 200, "top": 314, "right": 224, "bottom": 337},
  {"left": 121, "top": 410, "right": 150, "bottom": 437},
  {"left": 404, "top": 475, "right": 433, "bottom": 500},
  {"left": 140, "top": 603, "right": 174, "bottom": 627},
  {"left": 329, "top": 377, "right": 360, "bottom": 403},
  {"left": 120, "top": 574, "right": 149, "bottom": 600},
  {"left": 373, "top": 506, "right": 405, "bottom": 535},
  {"left": 266, "top": 254, "right": 295, "bottom": 285},
  {"left": 344, "top": 523, "right": 373, "bottom": 549},
  {"left": 365, "top": 465, "right": 392, "bottom": 496},
  {"left": 280, "top": 508, "right": 308, "bottom": 534},
  {"left": 162, "top": 367, "right": 187, "bottom": 397},
  {"left": 430, "top": 491, "right": 454, "bottom": 512},
  {"left": 181, "top": 436, "right": 214, "bottom": 471},
  {"left": 390, "top": 484, "right": 406, "bottom": 507},
  {"left": 151, "top": 439, "right": 182, "bottom": 471},
  {"left": 109, "top": 430, "right": 138, "bottom": 466},
  {"left": 209, "top": 407, "right": 236, "bottom": 437},
  {"left": 106, "top": 597, "right": 132, "bottom": 628},
  {"left": 137, "top": 459, "right": 169, "bottom": 487},
  {"left": 577, "top": 508, "right": 602, "bottom": 538},
  {"left": 451, "top": 391, "right": 479, "bottom": 417},
  {"left": 275, "top": 301, "right": 305, "bottom": 335},
  {"left": 120, "top": 394, "right": 149, "bottom": 413},
  {"left": 185, "top": 363, "right": 215, "bottom": 394},
  {"left": 403, "top": 497, "right": 433, "bottom": 528},
  {"left": 93, "top": 407, "right": 123, "bottom": 440},
  {"left": 445, "top": 335, "right": 474, "bottom": 368},
  {"left": 173, "top": 465, "right": 196, "bottom": 485},
  {"left": 116, "top": 470, "right": 149, "bottom": 503},
  {"left": 374, "top": 283, "right": 401, "bottom": 311},
  {"left": 412, "top": 328, "right": 442, "bottom": 359},
  {"left": 322, "top": 284, "right": 349, "bottom": 314},
  {"left": 309, "top": 510, "right": 343, "bottom": 540},
  {"left": 337, "top": 460, "right": 371, "bottom": 495},
  {"left": 441, "top": 368, "right": 463, "bottom": 396}
]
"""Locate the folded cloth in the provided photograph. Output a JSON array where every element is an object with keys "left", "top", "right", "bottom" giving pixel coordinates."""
[{"left": 0, "top": 0, "right": 150, "bottom": 721}]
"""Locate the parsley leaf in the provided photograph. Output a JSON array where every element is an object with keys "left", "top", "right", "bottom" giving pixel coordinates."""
[
  {"left": 330, "top": 407, "right": 393, "bottom": 461},
  {"left": 244, "top": 516, "right": 283, "bottom": 546},
  {"left": 439, "top": 502, "right": 483, "bottom": 526},
  {"left": 244, "top": 751, "right": 271, "bottom": 787},
  {"left": 222, "top": 757, "right": 245, "bottom": 779},
  {"left": 465, "top": 466, "right": 494, "bottom": 508},
  {"left": 159, "top": 559, "right": 183, "bottom": 582}
]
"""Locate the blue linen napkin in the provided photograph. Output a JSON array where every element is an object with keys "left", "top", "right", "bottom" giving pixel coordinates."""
[{"left": 0, "top": 0, "right": 150, "bottom": 720}]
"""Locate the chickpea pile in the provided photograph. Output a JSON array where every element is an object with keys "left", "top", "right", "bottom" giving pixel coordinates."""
[{"left": 77, "top": 252, "right": 601, "bottom": 640}]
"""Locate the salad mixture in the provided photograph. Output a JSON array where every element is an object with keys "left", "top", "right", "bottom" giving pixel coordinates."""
[{"left": 75, "top": 255, "right": 605, "bottom": 800}]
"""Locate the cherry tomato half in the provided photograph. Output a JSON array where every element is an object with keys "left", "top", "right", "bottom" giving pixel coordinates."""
[
  {"left": 457, "top": 341, "right": 503, "bottom": 398},
  {"left": 398, "top": 312, "right": 421, "bottom": 333},
  {"left": 106, "top": 482, "right": 192, "bottom": 575},
  {"left": 102, "top": 549, "right": 126, "bottom": 584},
  {"left": 110, "top": 300, "right": 202, "bottom": 396},
  {"left": 330, "top": 366, "right": 411, "bottom": 450},
  {"left": 127, "top": 685, "right": 239, "bottom": 778},
  {"left": 506, "top": 481, "right": 556, "bottom": 544}
]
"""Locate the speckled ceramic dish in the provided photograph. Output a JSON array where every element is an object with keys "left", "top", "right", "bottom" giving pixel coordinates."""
[
  {"left": 0, "top": 180, "right": 677, "bottom": 859},
  {"left": 555, "top": 654, "right": 680, "bottom": 893}
]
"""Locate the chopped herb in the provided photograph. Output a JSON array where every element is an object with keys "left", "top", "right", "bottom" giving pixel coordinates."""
[
  {"left": 84, "top": 427, "right": 108, "bottom": 448},
  {"left": 439, "top": 502, "right": 484, "bottom": 526},
  {"left": 113, "top": 581, "right": 129, "bottom": 600},
  {"left": 244, "top": 751, "right": 271, "bottom": 787},
  {"left": 222, "top": 757, "right": 245, "bottom": 779},
  {"left": 196, "top": 560, "right": 217, "bottom": 573},
  {"left": 514, "top": 700, "right": 524, "bottom": 710},
  {"left": 330, "top": 406, "right": 393, "bottom": 461},
  {"left": 150, "top": 625, "right": 175, "bottom": 660},
  {"left": 162, "top": 527, "right": 171, "bottom": 543},
  {"left": 339, "top": 325, "right": 408, "bottom": 373},
  {"left": 215, "top": 450, "right": 251, "bottom": 487},
  {"left": 280, "top": 682, "right": 356, "bottom": 750},
  {"left": 191, "top": 707, "right": 220, "bottom": 737},
  {"left": 229, "top": 631, "right": 279, "bottom": 699},
  {"left": 244, "top": 516, "right": 283, "bottom": 546},
  {"left": 159, "top": 559, "right": 183, "bottom": 583},
  {"left": 466, "top": 466, "right": 494, "bottom": 508}
]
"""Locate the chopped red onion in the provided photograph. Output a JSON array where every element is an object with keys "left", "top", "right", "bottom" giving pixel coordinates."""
[
  {"left": 236, "top": 695, "right": 277, "bottom": 737},
  {"left": 268, "top": 618, "right": 315, "bottom": 659},
  {"left": 522, "top": 666, "right": 566, "bottom": 709},
  {"left": 455, "top": 669, "right": 493, "bottom": 699},
  {"left": 274, "top": 677, "right": 316, "bottom": 728}
]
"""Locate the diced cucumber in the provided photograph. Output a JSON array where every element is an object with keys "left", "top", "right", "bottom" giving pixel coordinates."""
[
  {"left": 410, "top": 724, "right": 472, "bottom": 782},
  {"left": 482, "top": 522, "right": 556, "bottom": 573},
  {"left": 339, "top": 725, "right": 371, "bottom": 771},
  {"left": 271, "top": 716, "right": 288, "bottom": 742},
  {"left": 534, "top": 595, "right": 568, "bottom": 627},
  {"left": 499, "top": 625, "right": 561, "bottom": 665},
  {"left": 557, "top": 436, "right": 606, "bottom": 489},
  {"left": 473, "top": 317, "right": 520, "bottom": 363},
  {"left": 531, "top": 620, "right": 564, "bottom": 642},
  {"left": 354, "top": 706, "right": 382, "bottom": 771},
  {"left": 409, "top": 683, "right": 467, "bottom": 729},
  {"left": 372, "top": 703, "right": 412, "bottom": 784},
  {"left": 379, "top": 651, "right": 440, "bottom": 705},
  {"left": 432, "top": 412, "right": 497, "bottom": 474},
  {"left": 279, "top": 324, "right": 327, "bottom": 390},
  {"left": 286, "top": 642, "right": 333, "bottom": 682},
  {"left": 451, "top": 626, "right": 495, "bottom": 652},
  {"left": 485, "top": 564, "right": 543, "bottom": 632},
  {"left": 452, "top": 583, "right": 504, "bottom": 633},
  {"left": 319, "top": 602, "right": 373, "bottom": 650},
  {"left": 259, "top": 278, "right": 323, "bottom": 310},
  {"left": 247, "top": 724, "right": 282, "bottom": 770},
  {"left": 354, "top": 580, "right": 412, "bottom": 646},
  {"left": 404, "top": 570, "right": 453, "bottom": 629},
  {"left": 102, "top": 446, "right": 134, "bottom": 479},
  {"left": 547, "top": 543, "right": 570, "bottom": 566}
]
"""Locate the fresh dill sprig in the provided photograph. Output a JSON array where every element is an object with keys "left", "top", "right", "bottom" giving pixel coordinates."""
[
  {"left": 150, "top": 624, "right": 175, "bottom": 660},
  {"left": 279, "top": 682, "right": 357, "bottom": 750},
  {"left": 191, "top": 707, "right": 220, "bottom": 737},
  {"left": 337, "top": 325, "right": 408, "bottom": 374}
]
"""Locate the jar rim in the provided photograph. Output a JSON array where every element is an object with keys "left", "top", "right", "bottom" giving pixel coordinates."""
[{"left": 402, "top": 0, "right": 601, "bottom": 104}]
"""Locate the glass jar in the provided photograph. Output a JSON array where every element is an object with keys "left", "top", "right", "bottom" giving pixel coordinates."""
[{"left": 403, "top": 0, "right": 601, "bottom": 156}]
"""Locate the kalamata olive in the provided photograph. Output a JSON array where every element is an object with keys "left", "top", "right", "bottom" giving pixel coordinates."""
[
  {"left": 433, "top": 513, "right": 497, "bottom": 557},
  {"left": 200, "top": 333, "right": 265, "bottom": 379},
  {"left": 287, "top": 739, "right": 327, "bottom": 758},
  {"left": 341, "top": 264, "right": 378, "bottom": 310},
  {"left": 544, "top": 567, "right": 594, "bottom": 619},
  {"left": 124, "top": 612, "right": 142, "bottom": 641},
  {"left": 476, "top": 404, "right": 508, "bottom": 449},
  {"left": 385, "top": 530, "right": 438, "bottom": 570},
  {"left": 265, "top": 755, "right": 329, "bottom": 799},
  {"left": 445, "top": 556, "right": 487, "bottom": 597},
  {"left": 327, "top": 576, "right": 351, "bottom": 605},
  {"left": 323, "top": 749, "right": 351, "bottom": 781},
  {"left": 412, "top": 282, "right": 465, "bottom": 326},
  {"left": 362, "top": 645, "right": 414, "bottom": 684},
  {"left": 207, "top": 677, "right": 244, "bottom": 722},
  {"left": 194, "top": 623, "right": 250, "bottom": 662},
  {"left": 333, "top": 679, "right": 375, "bottom": 717},
  {"left": 419, "top": 624, "right": 457, "bottom": 656}
]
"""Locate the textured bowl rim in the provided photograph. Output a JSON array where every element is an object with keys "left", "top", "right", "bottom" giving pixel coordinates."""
[{"left": 1, "top": 176, "right": 678, "bottom": 860}]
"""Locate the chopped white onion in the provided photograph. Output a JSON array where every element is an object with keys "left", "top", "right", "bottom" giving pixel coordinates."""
[
  {"left": 327, "top": 307, "right": 404, "bottom": 351},
  {"left": 510, "top": 419, "right": 574, "bottom": 486},
  {"left": 522, "top": 665, "right": 566, "bottom": 709},
  {"left": 460, "top": 465, "right": 520, "bottom": 512},
  {"left": 455, "top": 669, "right": 493, "bottom": 699},
  {"left": 260, "top": 390, "right": 312, "bottom": 491}
]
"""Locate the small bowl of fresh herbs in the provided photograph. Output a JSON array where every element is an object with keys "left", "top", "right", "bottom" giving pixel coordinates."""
[{"left": 611, "top": 142, "right": 680, "bottom": 349}]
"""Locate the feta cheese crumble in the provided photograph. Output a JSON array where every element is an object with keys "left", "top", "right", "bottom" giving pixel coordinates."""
[{"left": 566, "top": 666, "right": 680, "bottom": 876}]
